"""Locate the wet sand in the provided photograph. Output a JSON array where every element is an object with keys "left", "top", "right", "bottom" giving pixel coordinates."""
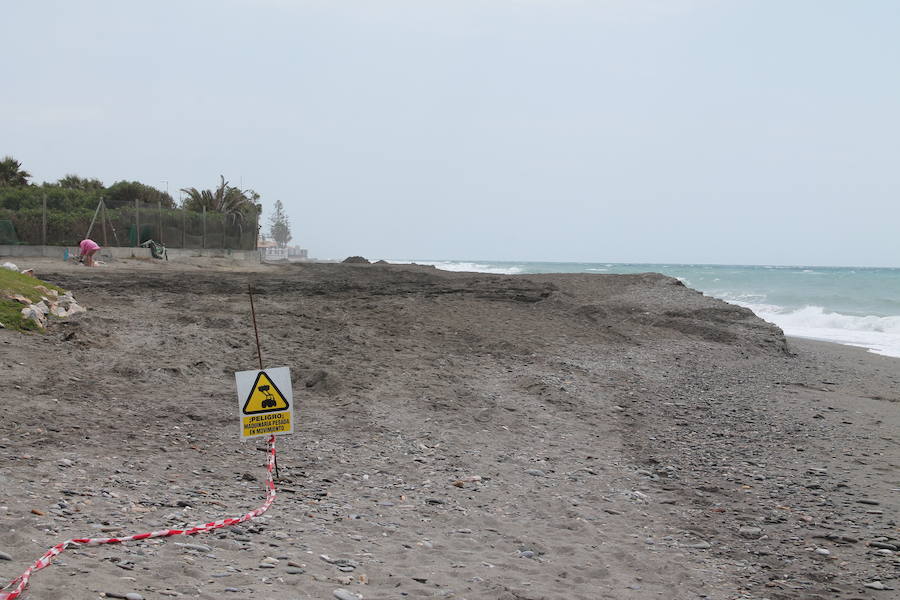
[{"left": 0, "top": 259, "right": 897, "bottom": 599}]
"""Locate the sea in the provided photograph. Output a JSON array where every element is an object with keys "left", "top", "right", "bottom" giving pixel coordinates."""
[{"left": 394, "top": 260, "right": 900, "bottom": 359}]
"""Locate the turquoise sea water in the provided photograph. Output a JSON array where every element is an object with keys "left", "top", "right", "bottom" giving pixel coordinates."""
[{"left": 396, "top": 260, "right": 900, "bottom": 358}]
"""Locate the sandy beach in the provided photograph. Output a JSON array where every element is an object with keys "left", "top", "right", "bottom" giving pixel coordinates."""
[{"left": 1, "top": 259, "right": 897, "bottom": 600}]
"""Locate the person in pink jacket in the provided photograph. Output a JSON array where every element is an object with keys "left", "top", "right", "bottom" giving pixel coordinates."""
[{"left": 78, "top": 238, "right": 101, "bottom": 267}]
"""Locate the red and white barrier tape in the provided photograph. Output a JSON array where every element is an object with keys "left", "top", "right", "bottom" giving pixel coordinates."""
[{"left": 0, "top": 435, "right": 277, "bottom": 600}]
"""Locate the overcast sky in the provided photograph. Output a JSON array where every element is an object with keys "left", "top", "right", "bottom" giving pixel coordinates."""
[{"left": 5, "top": 1, "right": 899, "bottom": 266}]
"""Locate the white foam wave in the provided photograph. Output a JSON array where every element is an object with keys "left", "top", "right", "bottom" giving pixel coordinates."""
[
  {"left": 736, "top": 303, "right": 900, "bottom": 358},
  {"left": 396, "top": 260, "right": 523, "bottom": 275}
]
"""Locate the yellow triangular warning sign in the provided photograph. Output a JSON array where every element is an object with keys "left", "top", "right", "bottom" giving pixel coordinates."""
[{"left": 242, "top": 371, "right": 290, "bottom": 414}]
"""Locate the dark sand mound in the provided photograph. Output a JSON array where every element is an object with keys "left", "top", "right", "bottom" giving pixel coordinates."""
[{"left": 0, "top": 262, "right": 896, "bottom": 599}]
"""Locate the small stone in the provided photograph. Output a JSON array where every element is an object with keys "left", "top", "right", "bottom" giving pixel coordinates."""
[
  {"left": 174, "top": 542, "right": 211, "bottom": 553},
  {"left": 685, "top": 541, "right": 711, "bottom": 549},
  {"left": 857, "top": 499, "right": 880, "bottom": 505},
  {"left": 125, "top": 594, "right": 144, "bottom": 600},
  {"left": 738, "top": 526, "right": 762, "bottom": 539},
  {"left": 525, "top": 469, "right": 545, "bottom": 477},
  {"left": 286, "top": 567, "right": 305, "bottom": 574},
  {"left": 875, "top": 549, "right": 893, "bottom": 556},
  {"left": 864, "top": 581, "right": 887, "bottom": 590},
  {"left": 58, "top": 459, "right": 74, "bottom": 467},
  {"left": 333, "top": 590, "right": 359, "bottom": 600},
  {"left": 0, "top": 551, "right": 12, "bottom": 561},
  {"left": 260, "top": 556, "right": 279, "bottom": 565},
  {"left": 258, "top": 563, "right": 276, "bottom": 569},
  {"left": 519, "top": 550, "right": 535, "bottom": 559},
  {"left": 870, "top": 542, "right": 898, "bottom": 551},
  {"left": 814, "top": 548, "right": 830, "bottom": 555}
]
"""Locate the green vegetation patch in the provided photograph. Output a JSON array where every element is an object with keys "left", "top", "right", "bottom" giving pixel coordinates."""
[{"left": 0, "top": 268, "right": 66, "bottom": 332}]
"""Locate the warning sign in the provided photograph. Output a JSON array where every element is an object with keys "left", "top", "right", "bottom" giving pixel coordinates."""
[{"left": 235, "top": 367, "right": 294, "bottom": 439}]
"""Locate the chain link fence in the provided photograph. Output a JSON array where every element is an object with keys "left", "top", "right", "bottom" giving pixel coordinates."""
[{"left": 0, "top": 199, "right": 259, "bottom": 251}]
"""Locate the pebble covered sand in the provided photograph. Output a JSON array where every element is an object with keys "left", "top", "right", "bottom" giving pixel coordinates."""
[{"left": 0, "top": 259, "right": 897, "bottom": 599}]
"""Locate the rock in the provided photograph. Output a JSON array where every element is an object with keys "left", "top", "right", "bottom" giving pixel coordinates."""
[
  {"left": 21, "top": 305, "right": 46, "bottom": 328},
  {"left": 342, "top": 256, "right": 370, "bottom": 264},
  {"left": 125, "top": 594, "right": 144, "bottom": 600},
  {"left": 525, "top": 469, "right": 545, "bottom": 477},
  {"left": 814, "top": 548, "right": 830, "bottom": 555},
  {"left": 0, "top": 551, "right": 12, "bottom": 561},
  {"left": 738, "top": 526, "right": 762, "bottom": 539},
  {"left": 333, "top": 589, "right": 360, "bottom": 600},
  {"left": 174, "top": 542, "right": 211, "bottom": 552},
  {"left": 869, "top": 542, "right": 898, "bottom": 551},
  {"left": 864, "top": 581, "right": 889, "bottom": 590}
]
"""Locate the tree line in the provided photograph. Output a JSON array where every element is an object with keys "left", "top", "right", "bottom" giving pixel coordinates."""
[{"left": 0, "top": 156, "right": 293, "bottom": 247}]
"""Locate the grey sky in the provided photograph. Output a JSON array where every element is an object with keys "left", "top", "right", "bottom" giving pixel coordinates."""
[{"left": 5, "top": 1, "right": 899, "bottom": 266}]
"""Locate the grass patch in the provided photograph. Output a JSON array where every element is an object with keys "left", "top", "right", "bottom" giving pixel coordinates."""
[{"left": 0, "top": 268, "right": 67, "bottom": 332}]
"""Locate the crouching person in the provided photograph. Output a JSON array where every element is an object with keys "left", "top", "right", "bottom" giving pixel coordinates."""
[{"left": 79, "top": 238, "right": 101, "bottom": 267}]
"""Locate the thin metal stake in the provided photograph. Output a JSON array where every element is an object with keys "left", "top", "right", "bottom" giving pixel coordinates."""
[
  {"left": 248, "top": 284, "right": 279, "bottom": 478},
  {"left": 248, "top": 284, "right": 264, "bottom": 370}
]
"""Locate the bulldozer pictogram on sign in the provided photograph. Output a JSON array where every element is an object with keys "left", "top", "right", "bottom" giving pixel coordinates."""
[{"left": 242, "top": 371, "right": 290, "bottom": 414}]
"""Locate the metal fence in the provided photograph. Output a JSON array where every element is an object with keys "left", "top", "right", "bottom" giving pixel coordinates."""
[{"left": 0, "top": 199, "right": 259, "bottom": 251}]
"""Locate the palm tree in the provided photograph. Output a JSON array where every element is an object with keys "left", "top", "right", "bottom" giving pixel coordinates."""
[
  {"left": 181, "top": 176, "right": 260, "bottom": 235},
  {"left": 0, "top": 156, "right": 31, "bottom": 187},
  {"left": 181, "top": 176, "right": 252, "bottom": 214}
]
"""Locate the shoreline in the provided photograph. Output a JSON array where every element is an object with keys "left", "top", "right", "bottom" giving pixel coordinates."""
[{"left": 787, "top": 335, "right": 900, "bottom": 363}]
